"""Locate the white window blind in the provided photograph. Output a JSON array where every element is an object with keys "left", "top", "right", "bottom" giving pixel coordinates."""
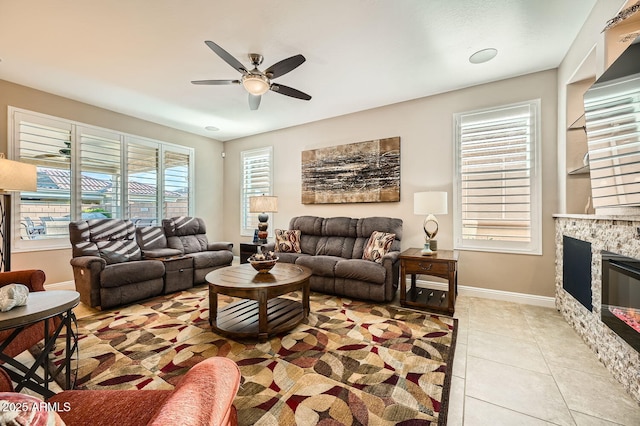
[
  {"left": 127, "top": 139, "right": 159, "bottom": 226},
  {"left": 241, "top": 147, "right": 273, "bottom": 236},
  {"left": 15, "top": 112, "right": 72, "bottom": 242},
  {"left": 163, "top": 149, "right": 191, "bottom": 218},
  {"left": 79, "top": 127, "right": 122, "bottom": 219},
  {"left": 454, "top": 100, "right": 541, "bottom": 254}
]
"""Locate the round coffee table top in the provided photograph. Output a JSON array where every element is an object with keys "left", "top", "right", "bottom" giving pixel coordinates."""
[{"left": 206, "top": 262, "right": 311, "bottom": 290}]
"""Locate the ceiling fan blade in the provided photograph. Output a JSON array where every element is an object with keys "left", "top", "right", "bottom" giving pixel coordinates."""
[
  {"left": 264, "top": 54, "right": 306, "bottom": 79},
  {"left": 270, "top": 84, "right": 312, "bottom": 100},
  {"left": 191, "top": 79, "right": 240, "bottom": 85},
  {"left": 204, "top": 40, "right": 248, "bottom": 74},
  {"left": 249, "top": 94, "right": 261, "bottom": 110}
]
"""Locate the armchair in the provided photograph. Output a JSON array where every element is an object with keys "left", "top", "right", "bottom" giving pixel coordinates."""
[
  {"left": 0, "top": 356, "right": 242, "bottom": 426},
  {"left": 161, "top": 217, "right": 234, "bottom": 284},
  {"left": 0, "top": 269, "right": 54, "bottom": 358},
  {"left": 69, "top": 219, "right": 165, "bottom": 309}
]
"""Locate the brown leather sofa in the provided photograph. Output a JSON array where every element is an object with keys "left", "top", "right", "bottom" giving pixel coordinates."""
[
  {"left": 265, "top": 216, "right": 403, "bottom": 302},
  {"left": 69, "top": 219, "right": 166, "bottom": 309},
  {"left": 0, "top": 356, "right": 242, "bottom": 426}
]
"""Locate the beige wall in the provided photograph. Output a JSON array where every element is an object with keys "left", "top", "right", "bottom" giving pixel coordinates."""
[
  {"left": 223, "top": 70, "right": 559, "bottom": 297},
  {"left": 0, "top": 79, "right": 224, "bottom": 284}
]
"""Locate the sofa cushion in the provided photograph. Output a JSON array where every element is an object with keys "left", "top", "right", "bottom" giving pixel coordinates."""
[
  {"left": 315, "top": 236, "right": 353, "bottom": 257},
  {"left": 295, "top": 255, "right": 341, "bottom": 278},
  {"left": 70, "top": 219, "right": 142, "bottom": 262},
  {"left": 275, "top": 229, "right": 301, "bottom": 253},
  {"left": 188, "top": 251, "right": 234, "bottom": 269},
  {"left": 362, "top": 231, "right": 396, "bottom": 263},
  {"left": 276, "top": 252, "right": 310, "bottom": 264},
  {"left": 335, "top": 259, "right": 386, "bottom": 285},
  {"left": 100, "top": 260, "right": 165, "bottom": 288}
]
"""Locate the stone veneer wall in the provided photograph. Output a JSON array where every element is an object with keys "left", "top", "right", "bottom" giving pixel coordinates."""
[{"left": 555, "top": 214, "right": 640, "bottom": 403}]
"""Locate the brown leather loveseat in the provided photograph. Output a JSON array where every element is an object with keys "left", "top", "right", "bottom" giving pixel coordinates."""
[{"left": 265, "top": 216, "right": 402, "bottom": 302}]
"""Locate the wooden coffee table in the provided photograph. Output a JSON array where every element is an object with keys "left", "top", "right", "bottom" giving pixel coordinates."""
[{"left": 206, "top": 263, "right": 312, "bottom": 341}]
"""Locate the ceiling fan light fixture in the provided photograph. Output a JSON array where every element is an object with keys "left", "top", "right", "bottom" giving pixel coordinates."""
[{"left": 242, "top": 74, "right": 270, "bottom": 95}]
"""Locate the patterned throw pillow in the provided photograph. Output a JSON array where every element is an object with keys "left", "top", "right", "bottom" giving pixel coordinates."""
[
  {"left": 275, "top": 229, "right": 302, "bottom": 253},
  {"left": 362, "top": 231, "right": 396, "bottom": 263}
]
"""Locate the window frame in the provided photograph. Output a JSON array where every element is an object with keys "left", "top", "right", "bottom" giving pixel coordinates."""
[
  {"left": 453, "top": 99, "right": 542, "bottom": 255},
  {"left": 240, "top": 146, "right": 273, "bottom": 237},
  {"left": 8, "top": 106, "right": 194, "bottom": 252}
]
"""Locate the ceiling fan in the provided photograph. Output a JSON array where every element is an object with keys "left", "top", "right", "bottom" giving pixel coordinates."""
[{"left": 191, "top": 40, "right": 312, "bottom": 110}]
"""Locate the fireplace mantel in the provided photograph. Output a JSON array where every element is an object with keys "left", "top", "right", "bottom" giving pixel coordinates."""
[{"left": 555, "top": 215, "right": 640, "bottom": 403}]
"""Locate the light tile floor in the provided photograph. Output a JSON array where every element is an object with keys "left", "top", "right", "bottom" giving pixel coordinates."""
[{"left": 448, "top": 295, "right": 640, "bottom": 426}]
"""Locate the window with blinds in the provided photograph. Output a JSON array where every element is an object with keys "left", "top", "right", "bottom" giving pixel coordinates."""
[
  {"left": 9, "top": 107, "right": 194, "bottom": 249},
  {"left": 453, "top": 100, "right": 541, "bottom": 254},
  {"left": 241, "top": 147, "right": 273, "bottom": 236}
]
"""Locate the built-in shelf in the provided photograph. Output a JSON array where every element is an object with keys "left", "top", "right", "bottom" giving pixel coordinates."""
[{"left": 568, "top": 164, "right": 590, "bottom": 175}]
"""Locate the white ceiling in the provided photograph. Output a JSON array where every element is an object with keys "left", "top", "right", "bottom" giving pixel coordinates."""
[{"left": 0, "top": 1, "right": 603, "bottom": 141}]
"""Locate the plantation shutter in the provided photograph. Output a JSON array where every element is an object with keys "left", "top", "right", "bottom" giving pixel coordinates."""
[
  {"left": 163, "top": 148, "right": 191, "bottom": 218},
  {"left": 15, "top": 112, "right": 72, "bottom": 241},
  {"left": 127, "top": 138, "right": 159, "bottom": 225},
  {"left": 454, "top": 101, "right": 541, "bottom": 254},
  {"left": 78, "top": 127, "right": 122, "bottom": 219},
  {"left": 241, "top": 147, "right": 273, "bottom": 236}
]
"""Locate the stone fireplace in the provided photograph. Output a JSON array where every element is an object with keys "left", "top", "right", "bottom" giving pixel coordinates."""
[{"left": 555, "top": 214, "right": 640, "bottom": 403}]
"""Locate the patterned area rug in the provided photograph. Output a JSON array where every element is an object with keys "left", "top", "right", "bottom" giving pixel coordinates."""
[{"left": 51, "top": 287, "right": 457, "bottom": 425}]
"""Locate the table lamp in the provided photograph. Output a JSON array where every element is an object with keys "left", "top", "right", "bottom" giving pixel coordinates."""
[
  {"left": 0, "top": 153, "right": 37, "bottom": 271},
  {"left": 249, "top": 195, "right": 278, "bottom": 244},
  {"left": 413, "top": 191, "right": 448, "bottom": 255}
]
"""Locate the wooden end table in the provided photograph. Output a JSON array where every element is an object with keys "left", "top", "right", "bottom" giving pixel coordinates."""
[
  {"left": 206, "top": 263, "right": 311, "bottom": 342},
  {"left": 399, "top": 248, "right": 458, "bottom": 315}
]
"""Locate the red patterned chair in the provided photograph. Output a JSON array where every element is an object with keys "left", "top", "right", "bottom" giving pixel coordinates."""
[
  {"left": 0, "top": 356, "right": 241, "bottom": 426},
  {"left": 0, "top": 269, "right": 56, "bottom": 358}
]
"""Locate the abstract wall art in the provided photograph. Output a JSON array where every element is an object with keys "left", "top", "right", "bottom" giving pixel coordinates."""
[{"left": 301, "top": 137, "right": 400, "bottom": 204}]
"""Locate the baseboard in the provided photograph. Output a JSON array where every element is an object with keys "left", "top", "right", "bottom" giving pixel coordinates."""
[
  {"left": 411, "top": 278, "right": 556, "bottom": 308},
  {"left": 44, "top": 280, "right": 75, "bottom": 291},
  {"left": 45, "top": 277, "right": 555, "bottom": 308}
]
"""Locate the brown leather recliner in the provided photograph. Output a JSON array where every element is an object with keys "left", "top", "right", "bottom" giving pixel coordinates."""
[{"left": 69, "top": 219, "right": 165, "bottom": 309}]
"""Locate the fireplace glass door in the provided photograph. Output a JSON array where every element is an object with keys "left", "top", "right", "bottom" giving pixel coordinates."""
[{"left": 602, "top": 251, "right": 640, "bottom": 352}]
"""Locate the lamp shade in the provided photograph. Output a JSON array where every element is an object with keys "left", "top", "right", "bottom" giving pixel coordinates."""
[
  {"left": 249, "top": 195, "right": 278, "bottom": 213},
  {"left": 414, "top": 191, "right": 448, "bottom": 215},
  {"left": 0, "top": 155, "right": 37, "bottom": 192}
]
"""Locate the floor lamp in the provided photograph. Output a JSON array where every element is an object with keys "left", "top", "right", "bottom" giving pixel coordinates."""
[{"left": 0, "top": 154, "right": 37, "bottom": 272}]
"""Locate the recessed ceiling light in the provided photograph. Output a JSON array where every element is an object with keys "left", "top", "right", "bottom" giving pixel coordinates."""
[
  {"left": 205, "top": 126, "right": 220, "bottom": 131},
  {"left": 469, "top": 48, "right": 498, "bottom": 64}
]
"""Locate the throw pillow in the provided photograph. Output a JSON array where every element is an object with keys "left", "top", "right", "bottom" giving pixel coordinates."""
[
  {"left": 275, "top": 229, "right": 302, "bottom": 253},
  {"left": 362, "top": 231, "right": 396, "bottom": 263}
]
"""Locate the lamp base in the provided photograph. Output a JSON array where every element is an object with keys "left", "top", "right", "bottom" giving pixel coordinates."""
[{"left": 421, "top": 242, "right": 433, "bottom": 256}]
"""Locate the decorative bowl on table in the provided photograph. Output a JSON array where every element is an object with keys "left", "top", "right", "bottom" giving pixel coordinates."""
[{"left": 248, "top": 252, "right": 279, "bottom": 273}]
